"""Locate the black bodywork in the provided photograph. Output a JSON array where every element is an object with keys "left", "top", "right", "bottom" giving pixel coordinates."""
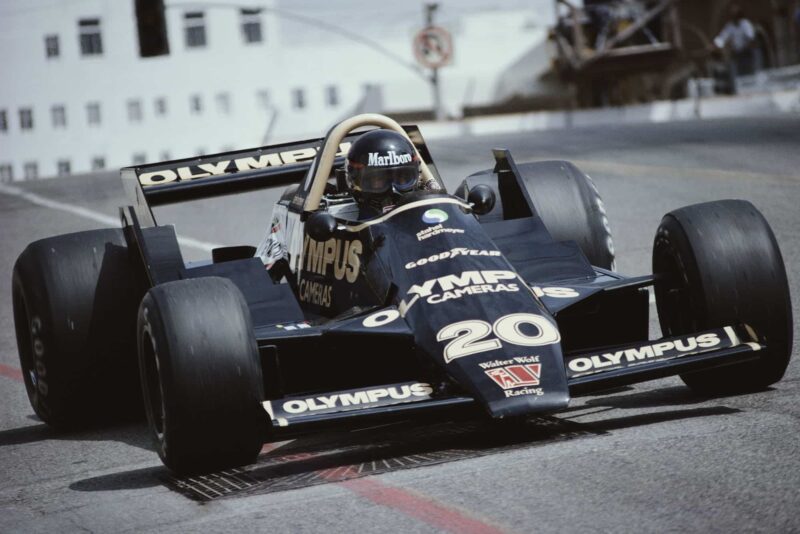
[{"left": 119, "top": 124, "right": 761, "bottom": 438}]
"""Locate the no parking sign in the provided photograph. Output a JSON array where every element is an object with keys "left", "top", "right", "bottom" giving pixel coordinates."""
[{"left": 413, "top": 25, "right": 453, "bottom": 69}]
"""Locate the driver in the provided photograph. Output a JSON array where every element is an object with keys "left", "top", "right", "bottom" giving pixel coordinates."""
[{"left": 345, "top": 129, "right": 437, "bottom": 219}]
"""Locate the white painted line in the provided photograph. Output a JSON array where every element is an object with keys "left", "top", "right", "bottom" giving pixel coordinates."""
[{"left": 0, "top": 182, "right": 220, "bottom": 252}]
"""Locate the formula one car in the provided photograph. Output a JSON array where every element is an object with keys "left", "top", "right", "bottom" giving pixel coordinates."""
[{"left": 12, "top": 114, "right": 792, "bottom": 474}]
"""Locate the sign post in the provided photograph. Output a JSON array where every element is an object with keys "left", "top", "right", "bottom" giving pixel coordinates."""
[{"left": 413, "top": 4, "right": 452, "bottom": 121}]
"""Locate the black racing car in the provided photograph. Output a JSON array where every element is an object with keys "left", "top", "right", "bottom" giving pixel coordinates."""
[{"left": 12, "top": 114, "right": 793, "bottom": 474}]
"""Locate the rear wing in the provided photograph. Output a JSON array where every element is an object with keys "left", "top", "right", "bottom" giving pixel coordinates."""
[{"left": 120, "top": 125, "right": 442, "bottom": 227}]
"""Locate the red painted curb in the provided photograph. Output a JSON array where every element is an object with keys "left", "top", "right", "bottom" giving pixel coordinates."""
[
  {"left": 0, "top": 364, "right": 23, "bottom": 382},
  {"left": 342, "top": 477, "right": 508, "bottom": 534}
]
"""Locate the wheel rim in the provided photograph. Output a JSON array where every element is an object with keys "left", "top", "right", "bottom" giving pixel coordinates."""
[{"left": 655, "top": 240, "right": 700, "bottom": 335}]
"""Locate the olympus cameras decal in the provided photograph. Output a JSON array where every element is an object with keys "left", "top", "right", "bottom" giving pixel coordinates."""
[
  {"left": 265, "top": 382, "right": 434, "bottom": 419},
  {"left": 137, "top": 142, "right": 352, "bottom": 187},
  {"left": 402, "top": 270, "right": 520, "bottom": 310},
  {"left": 299, "top": 236, "right": 363, "bottom": 307},
  {"left": 437, "top": 313, "right": 560, "bottom": 363},
  {"left": 566, "top": 332, "right": 725, "bottom": 376}
]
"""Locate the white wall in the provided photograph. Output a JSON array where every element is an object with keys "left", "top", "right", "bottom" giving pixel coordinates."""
[{"left": 0, "top": 0, "right": 547, "bottom": 179}]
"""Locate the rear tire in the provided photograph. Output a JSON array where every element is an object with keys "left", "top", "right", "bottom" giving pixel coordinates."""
[
  {"left": 653, "top": 200, "right": 792, "bottom": 394},
  {"left": 520, "top": 161, "right": 615, "bottom": 270},
  {"left": 458, "top": 161, "right": 615, "bottom": 269},
  {"left": 12, "top": 229, "right": 142, "bottom": 428},
  {"left": 138, "top": 277, "right": 266, "bottom": 474}
]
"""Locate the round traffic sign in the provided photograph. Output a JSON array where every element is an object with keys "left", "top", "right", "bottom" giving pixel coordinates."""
[{"left": 413, "top": 25, "right": 453, "bottom": 69}]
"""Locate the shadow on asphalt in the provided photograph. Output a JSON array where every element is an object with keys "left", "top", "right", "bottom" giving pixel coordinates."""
[
  {"left": 583, "top": 384, "right": 778, "bottom": 410},
  {"left": 0, "top": 421, "right": 154, "bottom": 451},
  {"left": 67, "top": 398, "right": 742, "bottom": 502}
]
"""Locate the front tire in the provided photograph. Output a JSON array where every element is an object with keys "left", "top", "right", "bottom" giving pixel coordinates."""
[
  {"left": 12, "top": 229, "right": 142, "bottom": 428},
  {"left": 138, "top": 277, "right": 266, "bottom": 474},
  {"left": 653, "top": 200, "right": 792, "bottom": 394}
]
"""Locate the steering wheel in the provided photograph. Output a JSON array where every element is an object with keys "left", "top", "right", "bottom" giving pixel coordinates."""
[{"left": 301, "top": 114, "right": 438, "bottom": 213}]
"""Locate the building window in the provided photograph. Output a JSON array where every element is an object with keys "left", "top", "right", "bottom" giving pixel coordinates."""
[
  {"left": 216, "top": 92, "right": 231, "bottom": 114},
  {"left": 0, "top": 110, "right": 7, "bottom": 132},
  {"left": 132, "top": 153, "right": 147, "bottom": 165},
  {"left": 45, "top": 35, "right": 60, "bottom": 58},
  {"left": 292, "top": 88, "right": 306, "bottom": 110},
  {"left": 51, "top": 105, "right": 67, "bottom": 128},
  {"left": 127, "top": 99, "right": 143, "bottom": 122},
  {"left": 79, "top": 19, "right": 103, "bottom": 56},
  {"left": 326, "top": 85, "right": 339, "bottom": 107},
  {"left": 86, "top": 102, "right": 101, "bottom": 125},
  {"left": 24, "top": 162, "right": 38, "bottom": 180},
  {"left": 190, "top": 94, "right": 202, "bottom": 114},
  {"left": 241, "top": 9, "right": 263, "bottom": 43},
  {"left": 184, "top": 12, "right": 207, "bottom": 48},
  {"left": 257, "top": 90, "right": 270, "bottom": 109},
  {"left": 19, "top": 108, "right": 34, "bottom": 130},
  {"left": 91, "top": 156, "right": 105, "bottom": 170},
  {"left": 0, "top": 164, "right": 13, "bottom": 183},
  {"left": 154, "top": 97, "right": 167, "bottom": 116},
  {"left": 57, "top": 160, "right": 71, "bottom": 176}
]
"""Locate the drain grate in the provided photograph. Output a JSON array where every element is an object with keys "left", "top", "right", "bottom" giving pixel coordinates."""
[{"left": 165, "top": 416, "right": 601, "bottom": 501}]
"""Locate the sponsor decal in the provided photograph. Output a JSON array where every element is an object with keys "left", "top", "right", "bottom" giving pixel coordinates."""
[
  {"left": 302, "top": 236, "right": 362, "bottom": 283},
  {"left": 29, "top": 316, "right": 48, "bottom": 397},
  {"left": 531, "top": 286, "right": 579, "bottom": 299},
  {"left": 276, "top": 322, "right": 311, "bottom": 331},
  {"left": 298, "top": 280, "right": 332, "bottom": 308},
  {"left": 483, "top": 359, "right": 544, "bottom": 398},
  {"left": 567, "top": 333, "right": 722, "bottom": 376},
  {"left": 362, "top": 309, "right": 400, "bottom": 328},
  {"left": 257, "top": 204, "right": 289, "bottom": 268},
  {"left": 422, "top": 208, "right": 449, "bottom": 224},
  {"left": 437, "top": 314, "right": 560, "bottom": 363},
  {"left": 279, "top": 382, "right": 434, "bottom": 415},
  {"left": 405, "top": 248, "right": 501, "bottom": 269},
  {"left": 404, "top": 270, "right": 519, "bottom": 306},
  {"left": 138, "top": 142, "right": 351, "bottom": 187},
  {"left": 416, "top": 224, "right": 465, "bottom": 241},
  {"left": 368, "top": 151, "right": 413, "bottom": 166}
]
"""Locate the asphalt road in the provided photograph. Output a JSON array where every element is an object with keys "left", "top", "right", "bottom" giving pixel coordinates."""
[{"left": 1, "top": 116, "right": 799, "bottom": 533}]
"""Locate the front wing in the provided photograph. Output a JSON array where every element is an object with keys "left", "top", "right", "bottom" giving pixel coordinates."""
[{"left": 261, "top": 324, "right": 762, "bottom": 435}]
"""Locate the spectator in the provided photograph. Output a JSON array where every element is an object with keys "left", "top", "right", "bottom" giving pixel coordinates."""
[{"left": 714, "top": 4, "right": 757, "bottom": 77}]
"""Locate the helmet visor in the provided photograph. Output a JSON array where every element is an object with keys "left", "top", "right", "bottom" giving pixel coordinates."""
[{"left": 359, "top": 165, "right": 419, "bottom": 194}]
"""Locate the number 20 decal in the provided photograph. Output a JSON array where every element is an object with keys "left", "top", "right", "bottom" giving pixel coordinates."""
[{"left": 436, "top": 313, "right": 560, "bottom": 363}]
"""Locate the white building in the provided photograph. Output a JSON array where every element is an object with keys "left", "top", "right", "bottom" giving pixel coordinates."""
[{"left": 0, "top": 0, "right": 551, "bottom": 180}]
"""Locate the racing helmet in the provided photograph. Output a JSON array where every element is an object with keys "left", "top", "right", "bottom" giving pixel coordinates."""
[{"left": 345, "top": 129, "right": 420, "bottom": 195}]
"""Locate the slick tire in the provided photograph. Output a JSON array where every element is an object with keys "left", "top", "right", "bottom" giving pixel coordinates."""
[
  {"left": 519, "top": 161, "right": 615, "bottom": 270},
  {"left": 652, "top": 200, "right": 792, "bottom": 395},
  {"left": 138, "top": 277, "right": 266, "bottom": 475},
  {"left": 12, "top": 229, "right": 142, "bottom": 429}
]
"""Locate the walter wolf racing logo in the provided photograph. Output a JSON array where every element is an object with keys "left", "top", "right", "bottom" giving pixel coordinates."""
[{"left": 486, "top": 364, "right": 541, "bottom": 389}]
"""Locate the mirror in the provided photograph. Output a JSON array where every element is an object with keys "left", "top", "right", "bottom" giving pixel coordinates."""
[
  {"left": 306, "top": 211, "right": 337, "bottom": 242},
  {"left": 468, "top": 184, "right": 496, "bottom": 215}
]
